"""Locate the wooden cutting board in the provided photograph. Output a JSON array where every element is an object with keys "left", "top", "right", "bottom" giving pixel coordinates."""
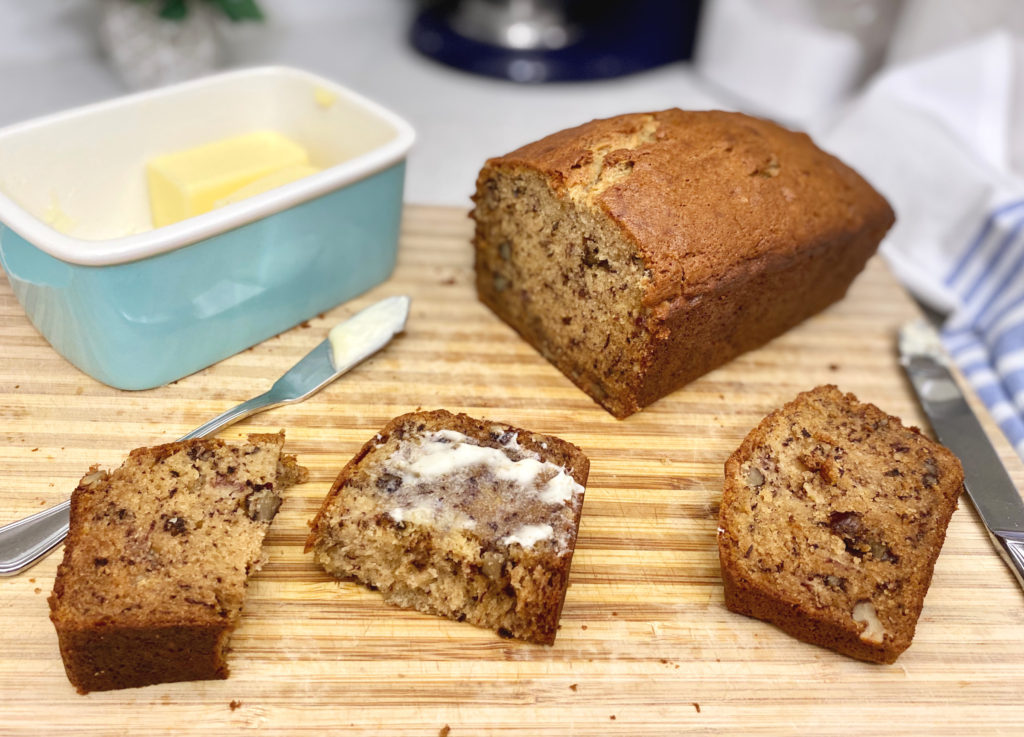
[{"left": 1, "top": 205, "right": 1022, "bottom": 736}]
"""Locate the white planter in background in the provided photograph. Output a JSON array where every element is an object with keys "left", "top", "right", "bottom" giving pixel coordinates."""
[{"left": 98, "top": 0, "right": 222, "bottom": 90}]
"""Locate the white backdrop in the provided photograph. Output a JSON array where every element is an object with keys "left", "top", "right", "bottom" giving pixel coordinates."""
[{"left": 0, "top": 0, "right": 1016, "bottom": 206}]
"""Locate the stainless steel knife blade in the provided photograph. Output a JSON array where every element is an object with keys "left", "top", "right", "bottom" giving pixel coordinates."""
[{"left": 899, "top": 318, "right": 1024, "bottom": 589}]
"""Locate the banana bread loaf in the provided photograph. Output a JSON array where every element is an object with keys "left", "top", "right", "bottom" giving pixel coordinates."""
[
  {"left": 472, "top": 110, "right": 895, "bottom": 418},
  {"left": 306, "top": 410, "right": 589, "bottom": 645},
  {"left": 49, "top": 433, "right": 307, "bottom": 693},
  {"left": 718, "top": 385, "right": 964, "bottom": 663}
]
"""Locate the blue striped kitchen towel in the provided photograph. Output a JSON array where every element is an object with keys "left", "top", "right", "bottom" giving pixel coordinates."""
[
  {"left": 943, "top": 198, "right": 1024, "bottom": 459},
  {"left": 817, "top": 32, "right": 1024, "bottom": 459}
]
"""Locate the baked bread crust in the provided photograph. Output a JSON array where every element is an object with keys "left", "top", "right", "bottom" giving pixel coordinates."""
[
  {"left": 306, "top": 410, "right": 589, "bottom": 645},
  {"left": 718, "top": 386, "right": 964, "bottom": 663},
  {"left": 49, "top": 433, "right": 307, "bottom": 693},
  {"left": 473, "top": 110, "right": 895, "bottom": 417}
]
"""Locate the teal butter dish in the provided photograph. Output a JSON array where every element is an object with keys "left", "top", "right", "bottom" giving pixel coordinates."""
[{"left": 0, "top": 66, "right": 414, "bottom": 389}]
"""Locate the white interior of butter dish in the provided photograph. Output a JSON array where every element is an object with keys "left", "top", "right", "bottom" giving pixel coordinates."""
[{"left": 0, "top": 66, "right": 413, "bottom": 264}]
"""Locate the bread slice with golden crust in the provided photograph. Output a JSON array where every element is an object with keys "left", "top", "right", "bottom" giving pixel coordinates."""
[
  {"left": 718, "top": 385, "right": 963, "bottom": 663},
  {"left": 49, "top": 432, "right": 307, "bottom": 693}
]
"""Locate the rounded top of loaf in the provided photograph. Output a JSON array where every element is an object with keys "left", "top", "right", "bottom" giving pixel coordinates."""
[{"left": 482, "top": 109, "right": 895, "bottom": 307}]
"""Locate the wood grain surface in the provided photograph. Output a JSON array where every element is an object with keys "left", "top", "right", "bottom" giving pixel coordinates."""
[{"left": 1, "top": 205, "right": 1022, "bottom": 736}]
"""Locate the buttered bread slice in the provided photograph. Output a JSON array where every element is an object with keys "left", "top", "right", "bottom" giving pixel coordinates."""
[{"left": 306, "top": 410, "right": 589, "bottom": 645}]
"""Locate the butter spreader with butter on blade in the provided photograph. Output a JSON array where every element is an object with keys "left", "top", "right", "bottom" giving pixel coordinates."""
[
  {"left": 899, "top": 318, "right": 1024, "bottom": 589},
  {"left": 0, "top": 295, "right": 411, "bottom": 576}
]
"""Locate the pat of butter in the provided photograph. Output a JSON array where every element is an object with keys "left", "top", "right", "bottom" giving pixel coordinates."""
[
  {"left": 313, "top": 86, "right": 337, "bottom": 109},
  {"left": 214, "top": 164, "right": 320, "bottom": 208},
  {"left": 43, "top": 193, "right": 76, "bottom": 234},
  {"left": 328, "top": 296, "right": 410, "bottom": 371},
  {"left": 501, "top": 523, "right": 554, "bottom": 548},
  {"left": 146, "top": 130, "right": 316, "bottom": 227}
]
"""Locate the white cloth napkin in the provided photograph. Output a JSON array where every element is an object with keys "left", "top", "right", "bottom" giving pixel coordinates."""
[{"left": 822, "top": 31, "right": 1024, "bottom": 457}]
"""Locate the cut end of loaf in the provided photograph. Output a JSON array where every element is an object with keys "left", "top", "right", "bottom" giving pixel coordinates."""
[{"left": 473, "top": 162, "right": 652, "bottom": 418}]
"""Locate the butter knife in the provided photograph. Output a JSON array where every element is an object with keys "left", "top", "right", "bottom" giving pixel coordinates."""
[
  {"left": 899, "top": 318, "right": 1024, "bottom": 590},
  {"left": 0, "top": 295, "right": 411, "bottom": 576}
]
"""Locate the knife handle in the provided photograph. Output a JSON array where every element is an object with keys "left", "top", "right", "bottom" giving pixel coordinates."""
[{"left": 990, "top": 529, "right": 1024, "bottom": 590}]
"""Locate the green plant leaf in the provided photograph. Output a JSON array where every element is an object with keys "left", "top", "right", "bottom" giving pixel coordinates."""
[
  {"left": 133, "top": 0, "right": 265, "bottom": 21},
  {"left": 209, "top": 0, "right": 264, "bottom": 21},
  {"left": 158, "top": 0, "right": 188, "bottom": 20}
]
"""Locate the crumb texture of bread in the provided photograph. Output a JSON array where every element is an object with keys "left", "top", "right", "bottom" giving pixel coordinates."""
[
  {"left": 472, "top": 110, "right": 895, "bottom": 417},
  {"left": 48, "top": 432, "right": 307, "bottom": 693},
  {"left": 717, "top": 385, "right": 964, "bottom": 663},
  {"left": 306, "top": 410, "right": 589, "bottom": 645}
]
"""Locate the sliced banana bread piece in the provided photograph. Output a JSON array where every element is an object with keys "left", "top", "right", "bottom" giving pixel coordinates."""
[
  {"left": 718, "top": 385, "right": 964, "bottom": 663},
  {"left": 49, "top": 432, "right": 307, "bottom": 693},
  {"left": 306, "top": 410, "right": 589, "bottom": 645}
]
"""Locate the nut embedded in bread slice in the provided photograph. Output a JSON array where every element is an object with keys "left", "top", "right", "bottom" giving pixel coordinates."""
[
  {"left": 717, "top": 385, "right": 963, "bottom": 663},
  {"left": 306, "top": 410, "right": 589, "bottom": 645},
  {"left": 48, "top": 432, "right": 307, "bottom": 693}
]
